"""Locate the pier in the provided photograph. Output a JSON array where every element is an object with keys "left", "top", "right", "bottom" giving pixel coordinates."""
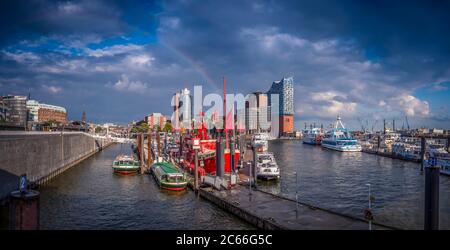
[
  {"left": 135, "top": 134, "right": 399, "bottom": 230},
  {"left": 198, "top": 185, "right": 393, "bottom": 230}
]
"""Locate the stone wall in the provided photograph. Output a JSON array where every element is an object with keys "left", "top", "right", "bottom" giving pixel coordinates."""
[{"left": 0, "top": 132, "right": 111, "bottom": 200}]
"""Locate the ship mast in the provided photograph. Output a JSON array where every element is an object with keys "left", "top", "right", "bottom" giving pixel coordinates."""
[
  {"left": 223, "top": 76, "right": 229, "bottom": 149},
  {"left": 335, "top": 115, "right": 345, "bottom": 129}
]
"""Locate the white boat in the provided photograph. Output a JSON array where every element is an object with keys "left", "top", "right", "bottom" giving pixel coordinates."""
[
  {"left": 426, "top": 145, "right": 450, "bottom": 176},
  {"left": 256, "top": 152, "right": 280, "bottom": 180},
  {"left": 321, "top": 116, "right": 362, "bottom": 152},
  {"left": 302, "top": 128, "right": 323, "bottom": 145},
  {"left": 252, "top": 133, "right": 269, "bottom": 152},
  {"left": 392, "top": 142, "right": 421, "bottom": 160}
]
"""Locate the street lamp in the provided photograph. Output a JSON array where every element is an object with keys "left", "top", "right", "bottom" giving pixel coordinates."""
[{"left": 366, "top": 183, "right": 372, "bottom": 230}]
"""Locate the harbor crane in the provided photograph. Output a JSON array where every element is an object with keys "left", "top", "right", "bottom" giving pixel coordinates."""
[
  {"left": 405, "top": 116, "right": 410, "bottom": 130},
  {"left": 357, "top": 117, "right": 366, "bottom": 133},
  {"left": 371, "top": 119, "right": 378, "bottom": 132}
]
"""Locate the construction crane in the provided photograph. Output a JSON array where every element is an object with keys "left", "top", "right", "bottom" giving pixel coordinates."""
[
  {"left": 371, "top": 119, "right": 378, "bottom": 132},
  {"left": 357, "top": 117, "right": 366, "bottom": 132},
  {"left": 405, "top": 116, "right": 410, "bottom": 130}
]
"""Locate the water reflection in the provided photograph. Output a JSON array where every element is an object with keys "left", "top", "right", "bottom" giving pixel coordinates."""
[
  {"left": 261, "top": 140, "right": 450, "bottom": 229},
  {"left": 39, "top": 144, "right": 253, "bottom": 230}
]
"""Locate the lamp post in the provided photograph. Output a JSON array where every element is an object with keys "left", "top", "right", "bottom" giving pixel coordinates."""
[{"left": 366, "top": 183, "right": 372, "bottom": 230}]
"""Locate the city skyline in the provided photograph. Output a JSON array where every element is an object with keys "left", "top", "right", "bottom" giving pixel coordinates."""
[{"left": 1, "top": 0, "right": 450, "bottom": 130}]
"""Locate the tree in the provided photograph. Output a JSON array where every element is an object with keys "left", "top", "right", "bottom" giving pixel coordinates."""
[
  {"left": 139, "top": 123, "right": 149, "bottom": 132},
  {"left": 163, "top": 122, "right": 173, "bottom": 133},
  {"left": 131, "top": 122, "right": 150, "bottom": 133},
  {"left": 95, "top": 126, "right": 103, "bottom": 134}
]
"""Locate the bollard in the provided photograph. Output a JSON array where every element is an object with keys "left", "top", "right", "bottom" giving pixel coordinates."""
[
  {"left": 424, "top": 164, "right": 440, "bottom": 230},
  {"left": 9, "top": 190, "right": 40, "bottom": 230}
]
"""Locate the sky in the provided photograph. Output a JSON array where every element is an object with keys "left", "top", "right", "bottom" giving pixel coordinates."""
[{"left": 1, "top": 0, "right": 449, "bottom": 130}]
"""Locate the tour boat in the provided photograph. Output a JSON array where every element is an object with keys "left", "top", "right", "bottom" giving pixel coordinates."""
[
  {"left": 321, "top": 116, "right": 362, "bottom": 152},
  {"left": 302, "top": 128, "right": 324, "bottom": 145},
  {"left": 256, "top": 152, "right": 280, "bottom": 180},
  {"left": 426, "top": 145, "right": 450, "bottom": 176},
  {"left": 392, "top": 142, "right": 421, "bottom": 160},
  {"left": 150, "top": 162, "right": 188, "bottom": 191},
  {"left": 112, "top": 155, "right": 141, "bottom": 175}
]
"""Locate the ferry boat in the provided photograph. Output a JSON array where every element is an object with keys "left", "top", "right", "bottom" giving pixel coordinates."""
[
  {"left": 392, "top": 142, "right": 421, "bottom": 161},
  {"left": 112, "top": 155, "right": 141, "bottom": 175},
  {"left": 256, "top": 152, "right": 280, "bottom": 180},
  {"left": 150, "top": 162, "right": 188, "bottom": 191},
  {"left": 302, "top": 128, "right": 323, "bottom": 145},
  {"left": 426, "top": 145, "right": 450, "bottom": 176},
  {"left": 321, "top": 116, "right": 362, "bottom": 152}
]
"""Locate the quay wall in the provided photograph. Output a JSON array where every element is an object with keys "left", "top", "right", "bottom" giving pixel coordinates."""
[
  {"left": 198, "top": 188, "right": 288, "bottom": 230},
  {"left": 0, "top": 132, "right": 112, "bottom": 201}
]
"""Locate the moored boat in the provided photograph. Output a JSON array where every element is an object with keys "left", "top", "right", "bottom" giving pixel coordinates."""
[
  {"left": 392, "top": 142, "right": 421, "bottom": 160},
  {"left": 112, "top": 155, "right": 140, "bottom": 175},
  {"left": 321, "top": 116, "right": 362, "bottom": 152},
  {"left": 256, "top": 152, "right": 280, "bottom": 180},
  {"left": 151, "top": 162, "right": 188, "bottom": 191},
  {"left": 252, "top": 133, "right": 269, "bottom": 152},
  {"left": 426, "top": 145, "right": 450, "bottom": 176},
  {"left": 302, "top": 128, "right": 323, "bottom": 145},
  {"left": 180, "top": 115, "right": 240, "bottom": 177}
]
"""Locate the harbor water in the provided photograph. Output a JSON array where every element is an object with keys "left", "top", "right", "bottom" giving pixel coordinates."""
[
  {"left": 260, "top": 140, "right": 450, "bottom": 230},
  {"left": 39, "top": 144, "right": 254, "bottom": 230}
]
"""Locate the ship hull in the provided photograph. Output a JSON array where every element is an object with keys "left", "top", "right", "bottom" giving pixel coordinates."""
[
  {"left": 151, "top": 162, "right": 187, "bottom": 191},
  {"left": 113, "top": 168, "right": 140, "bottom": 175},
  {"left": 321, "top": 141, "right": 362, "bottom": 152},
  {"left": 302, "top": 137, "right": 321, "bottom": 145}
]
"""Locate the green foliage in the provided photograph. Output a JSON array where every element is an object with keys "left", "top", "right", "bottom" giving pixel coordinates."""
[
  {"left": 162, "top": 122, "right": 173, "bottom": 132},
  {"left": 131, "top": 122, "right": 150, "bottom": 133},
  {"left": 95, "top": 126, "right": 103, "bottom": 133}
]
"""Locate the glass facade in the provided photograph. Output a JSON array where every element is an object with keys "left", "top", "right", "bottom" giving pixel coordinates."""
[
  {"left": 267, "top": 77, "right": 294, "bottom": 116},
  {"left": 2, "top": 95, "right": 27, "bottom": 127}
]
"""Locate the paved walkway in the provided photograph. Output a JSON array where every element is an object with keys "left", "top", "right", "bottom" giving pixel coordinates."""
[{"left": 205, "top": 186, "right": 392, "bottom": 230}]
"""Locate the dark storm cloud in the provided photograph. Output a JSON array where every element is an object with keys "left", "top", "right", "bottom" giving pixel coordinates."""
[{"left": 0, "top": 0, "right": 131, "bottom": 46}]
